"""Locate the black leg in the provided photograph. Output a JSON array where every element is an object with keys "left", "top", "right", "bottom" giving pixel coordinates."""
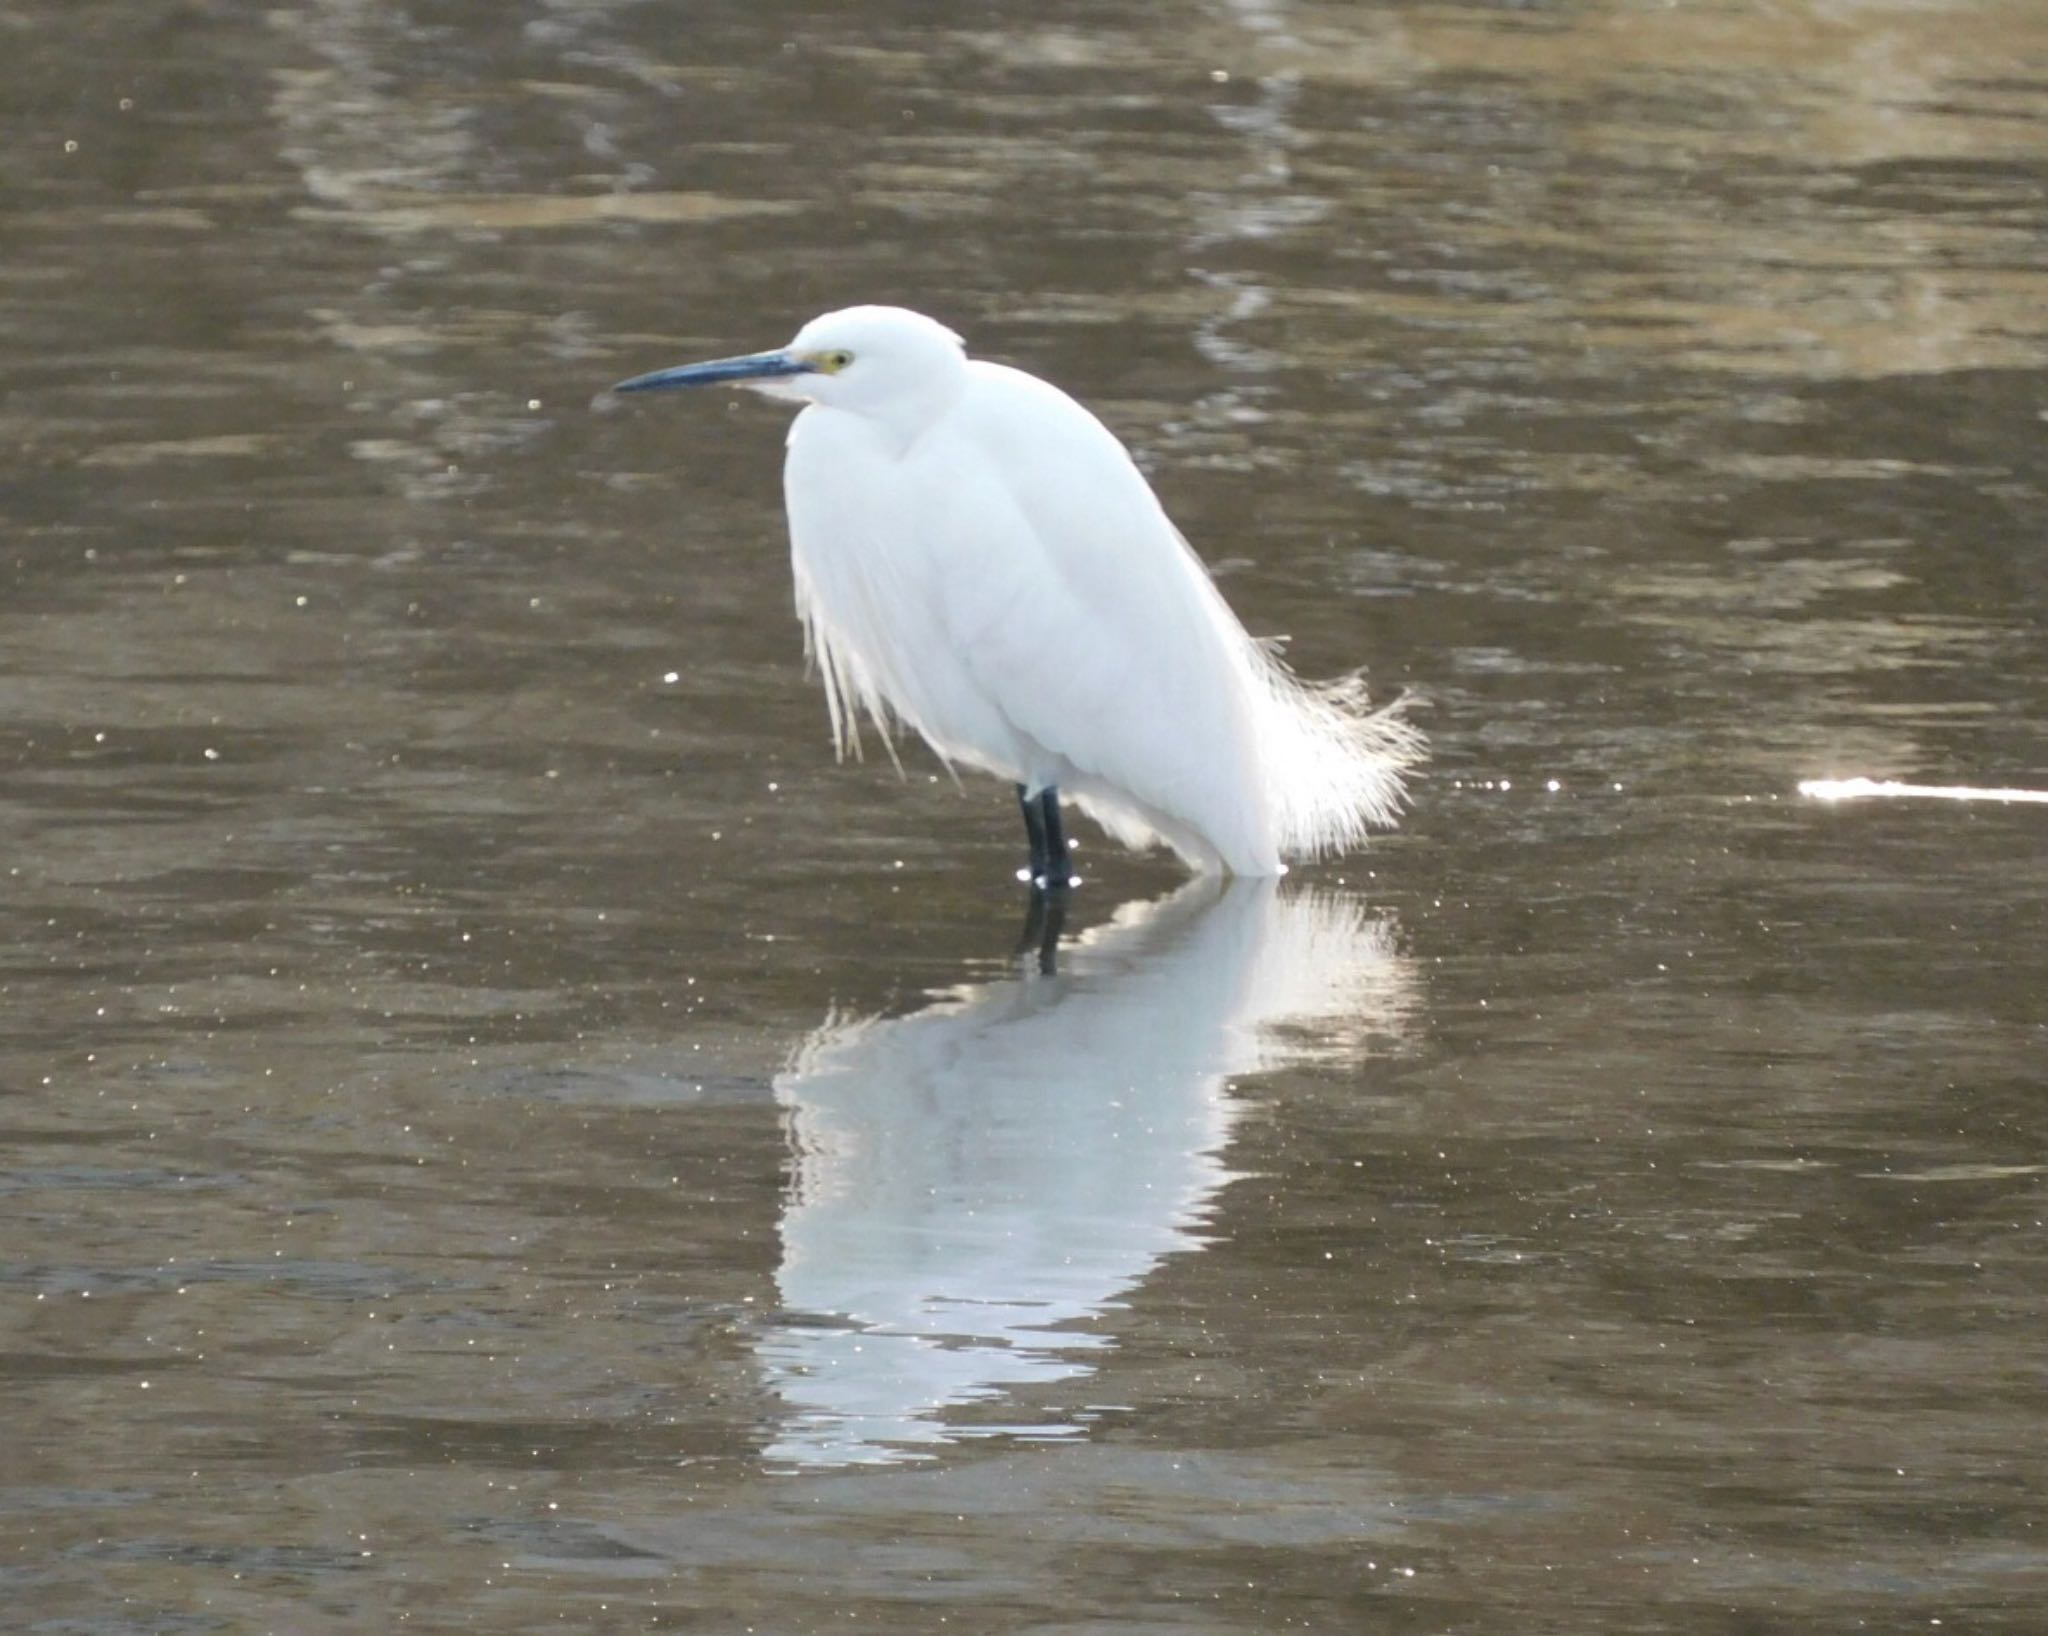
[
  {"left": 1017, "top": 782, "right": 1050, "bottom": 883},
  {"left": 1036, "top": 787, "right": 1068, "bottom": 887},
  {"left": 1016, "top": 783, "right": 1072, "bottom": 890},
  {"left": 1014, "top": 784, "right": 1073, "bottom": 973}
]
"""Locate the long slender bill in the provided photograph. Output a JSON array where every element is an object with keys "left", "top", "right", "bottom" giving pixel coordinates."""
[{"left": 611, "top": 350, "right": 813, "bottom": 393}]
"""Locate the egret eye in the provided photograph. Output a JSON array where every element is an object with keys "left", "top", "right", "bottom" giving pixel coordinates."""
[{"left": 817, "top": 348, "right": 855, "bottom": 374}]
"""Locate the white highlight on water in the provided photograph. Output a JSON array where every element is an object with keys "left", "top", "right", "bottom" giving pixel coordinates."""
[{"left": 1799, "top": 777, "right": 2048, "bottom": 806}]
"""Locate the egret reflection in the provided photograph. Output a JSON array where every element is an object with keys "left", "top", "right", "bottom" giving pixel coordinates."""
[{"left": 757, "top": 878, "right": 1415, "bottom": 1467}]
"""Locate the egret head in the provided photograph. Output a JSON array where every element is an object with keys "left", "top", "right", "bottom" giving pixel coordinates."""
[{"left": 613, "top": 305, "right": 968, "bottom": 420}]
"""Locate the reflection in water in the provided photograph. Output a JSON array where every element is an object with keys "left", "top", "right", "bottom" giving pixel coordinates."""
[
  {"left": 7, "top": 0, "right": 2045, "bottom": 1625},
  {"left": 758, "top": 878, "right": 1414, "bottom": 1466}
]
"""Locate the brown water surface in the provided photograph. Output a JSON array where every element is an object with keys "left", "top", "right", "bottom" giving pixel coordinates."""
[{"left": 4, "top": 2, "right": 2046, "bottom": 1631}]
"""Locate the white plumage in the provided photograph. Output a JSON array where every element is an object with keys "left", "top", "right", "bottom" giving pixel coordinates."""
[{"left": 614, "top": 304, "right": 1422, "bottom": 878}]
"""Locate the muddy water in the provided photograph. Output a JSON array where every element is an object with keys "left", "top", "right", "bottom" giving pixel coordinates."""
[{"left": 5, "top": 1, "right": 2046, "bottom": 1630}]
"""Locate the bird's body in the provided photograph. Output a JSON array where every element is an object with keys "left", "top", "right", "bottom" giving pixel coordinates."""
[{"left": 615, "top": 306, "right": 1421, "bottom": 879}]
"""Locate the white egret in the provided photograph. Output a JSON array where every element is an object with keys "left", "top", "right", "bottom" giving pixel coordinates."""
[{"left": 613, "top": 305, "right": 1422, "bottom": 883}]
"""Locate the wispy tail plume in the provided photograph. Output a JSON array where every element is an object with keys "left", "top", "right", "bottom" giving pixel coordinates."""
[{"left": 1259, "top": 663, "right": 1426, "bottom": 860}]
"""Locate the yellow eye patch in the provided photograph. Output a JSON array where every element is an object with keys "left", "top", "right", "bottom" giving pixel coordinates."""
[{"left": 812, "top": 348, "right": 855, "bottom": 374}]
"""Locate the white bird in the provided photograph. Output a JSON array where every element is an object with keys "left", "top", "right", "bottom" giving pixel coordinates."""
[{"left": 613, "top": 305, "right": 1422, "bottom": 883}]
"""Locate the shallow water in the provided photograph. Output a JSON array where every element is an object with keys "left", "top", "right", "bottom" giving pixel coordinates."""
[{"left": 4, "top": 1, "right": 2046, "bottom": 1630}]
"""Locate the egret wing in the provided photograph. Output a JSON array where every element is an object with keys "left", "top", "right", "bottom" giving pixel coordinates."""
[{"left": 919, "top": 363, "right": 1279, "bottom": 868}]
